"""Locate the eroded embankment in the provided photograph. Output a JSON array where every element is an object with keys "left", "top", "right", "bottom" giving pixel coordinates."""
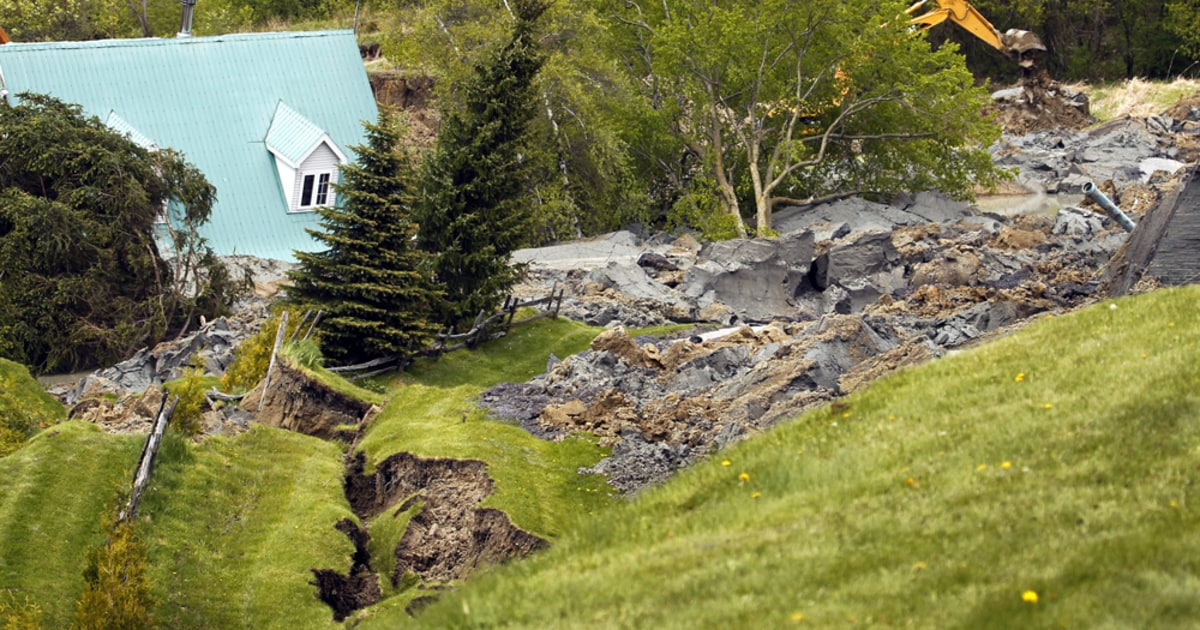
[{"left": 312, "top": 451, "right": 548, "bottom": 619}]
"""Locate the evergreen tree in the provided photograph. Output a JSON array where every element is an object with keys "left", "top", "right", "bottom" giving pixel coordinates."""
[
  {"left": 0, "top": 94, "right": 239, "bottom": 374},
  {"left": 416, "top": 0, "right": 550, "bottom": 329},
  {"left": 287, "top": 110, "right": 440, "bottom": 365}
]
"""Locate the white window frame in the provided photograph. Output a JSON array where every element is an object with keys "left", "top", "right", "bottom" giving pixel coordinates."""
[{"left": 296, "top": 170, "right": 336, "bottom": 211}]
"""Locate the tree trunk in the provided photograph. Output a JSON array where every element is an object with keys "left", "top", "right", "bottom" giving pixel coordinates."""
[
  {"left": 755, "top": 192, "right": 773, "bottom": 237},
  {"left": 709, "top": 103, "right": 746, "bottom": 238}
]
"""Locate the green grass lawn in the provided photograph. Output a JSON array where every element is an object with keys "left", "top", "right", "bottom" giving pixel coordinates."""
[
  {"left": 356, "top": 315, "right": 616, "bottom": 541},
  {"left": 375, "top": 286, "right": 1200, "bottom": 629},
  {"left": 138, "top": 426, "right": 357, "bottom": 629},
  {"left": 0, "top": 421, "right": 141, "bottom": 627}
]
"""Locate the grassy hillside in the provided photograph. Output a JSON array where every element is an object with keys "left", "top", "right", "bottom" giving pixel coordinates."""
[
  {"left": 0, "top": 422, "right": 141, "bottom": 626},
  {"left": 356, "top": 315, "right": 615, "bottom": 543},
  {"left": 370, "top": 286, "right": 1200, "bottom": 629},
  {"left": 0, "top": 358, "right": 65, "bottom": 455}
]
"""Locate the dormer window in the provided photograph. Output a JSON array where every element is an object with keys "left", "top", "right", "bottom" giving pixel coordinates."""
[{"left": 264, "top": 101, "right": 347, "bottom": 213}]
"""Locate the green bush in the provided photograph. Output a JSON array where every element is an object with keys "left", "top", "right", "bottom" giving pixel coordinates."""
[
  {"left": 73, "top": 517, "right": 156, "bottom": 630},
  {"left": 220, "top": 306, "right": 311, "bottom": 393},
  {"left": 164, "top": 357, "right": 216, "bottom": 437},
  {"left": 0, "top": 592, "right": 43, "bottom": 629}
]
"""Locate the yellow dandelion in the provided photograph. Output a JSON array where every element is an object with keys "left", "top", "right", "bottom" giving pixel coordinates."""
[
  {"left": 1044, "top": 403, "right": 1053, "bottom": 409},
  {"left": 1015, "top": 372, "right": 1025, "bottom": 382},
  {"left": 905, "top": 477, "right": 916, "bottom": 486},
  {"left": 976, "top": 464, "right": 987, "bottom": 472},
  {"left": 1170, "top": 500, "right": 1179, "bottom": 509},
  {"left": 791, "top": 612, "right": 805, "bottom": 621},
  {"left": 739, "top": 472, "right": 750, "bottom": 482},
  {"left": 842, "top": 411, "right": 851, "bottom": 419},
  {"left": 752, "top": 492, "right": 762, "bottom": 499},
  {"left": 1022, "top": 590, "right": 1038, "bottom": 603},
  {"left": 721, "top": 460, "right": 731, "bottom": 467},
  {"left": 888, "top": 415, "right": 896, "bottom": 421},
  {"left": 913, "top": 561, "right": 927, "bottom": 571},
  {"left": 1001, "top": 461, "right": 1012, "bottom": 470}
]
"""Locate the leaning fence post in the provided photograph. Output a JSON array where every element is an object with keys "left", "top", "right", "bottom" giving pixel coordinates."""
[
  {"left": 118, "top": 392, "right": 177, "bottom": 523},
  {"left": 258, "top": 311, "right": 289, "bottom": 413}
]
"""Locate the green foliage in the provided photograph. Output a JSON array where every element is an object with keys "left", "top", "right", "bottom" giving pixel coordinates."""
[
  {"left": 0, "top": 592, "right": 43, "bottom": 629},
  {"left": 0, "top": 422, "right": 142, "bottom": 627},
  {"left": 667, "top": 178, "right": 742, "bottom": 242},
  {"left": 164, "top": 357, "right": 217, "bottom": 438},
  {"left": 288, "top": 110, "right": 441, "bottom": 364},
  {"left": 414, "top": 0, "right": 550, "bottom": 328},
  {"left": 219, "top": 305, "right": 309, "bottom": 394},
  {"left": 600, "top": 0, "right": 1004, "bottom": 237},
  {"left": 366, "top": 286, "right": 1200, "bottom": 629},
  {"left": 73, "top": 516, "right": 157, "bottom": 630},
  {"left": 0, "top": 94, "right": 238, "bottom": 374},
  {"left": 390, "top": 0, "right": 655, "bottom": 244},
  {"left": 0, "top": 358, "right": 64, "bottom": 457}
]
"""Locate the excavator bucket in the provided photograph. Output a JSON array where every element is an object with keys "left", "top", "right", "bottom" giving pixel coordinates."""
[{"left": 1001, "top": 29, "right": 1046, "bottom": 54}]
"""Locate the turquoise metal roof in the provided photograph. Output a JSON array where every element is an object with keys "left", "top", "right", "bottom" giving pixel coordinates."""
[
  {"left": 105, "top": 111, "right": 157, "bottom": 149},
  {"left": 265, "top": 101, "right": 339, "bottom": 167},
  {"left": 0, "top": 30, "right": 377, "bottom": 261}
]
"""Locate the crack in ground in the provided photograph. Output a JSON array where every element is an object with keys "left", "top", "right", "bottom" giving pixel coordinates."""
[{"left": 312, "top": 450, "right": 548, "bottom": 620}]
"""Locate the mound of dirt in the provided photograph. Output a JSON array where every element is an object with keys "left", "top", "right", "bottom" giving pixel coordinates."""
[
  {"left": 240, "top": 361, "right": 379, "bottom": 441},
  {"left": 986, "top": 74, "right": 1095, "bottom": 135}
]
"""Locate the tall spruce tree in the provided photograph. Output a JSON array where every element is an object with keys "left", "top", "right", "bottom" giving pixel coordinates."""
[
  {"left": 287, "top": 110, "right": 440, "bottom": 364},
  {"left": 416, "top": 0, "right": 550, "bottom": 329}
]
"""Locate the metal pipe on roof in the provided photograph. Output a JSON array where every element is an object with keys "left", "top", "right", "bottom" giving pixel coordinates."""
[{"left": 178, "top": 0, "right": 197, "bottom": 38}]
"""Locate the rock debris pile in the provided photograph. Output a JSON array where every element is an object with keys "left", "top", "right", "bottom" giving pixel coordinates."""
[{"left": 489, "top": 114, "right": 1197, "bottom": 493}]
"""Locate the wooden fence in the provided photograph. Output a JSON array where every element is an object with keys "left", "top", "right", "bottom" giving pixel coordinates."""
[
  {"left": 327, "top": 285, "right": 566, "bottom": 380},
  {"left": 118, "top": 393, "right": 177, "bottom": 523}
]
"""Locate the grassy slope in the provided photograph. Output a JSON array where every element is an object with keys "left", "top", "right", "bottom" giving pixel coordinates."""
[
  {"left": 0, "top": 422, "right": 142, "bottom": 626},
  {"left": 357, "top": 316, "right": 616, "bottom": 540},
  {"left": 0, "top": 358, "right": 65, "bottom": 450},
  {"left": 380, "top": 286, "right": 1200, "bottom": 629},
  {"left": 138, "top": 427, "right": 357, "bottom": 629}
]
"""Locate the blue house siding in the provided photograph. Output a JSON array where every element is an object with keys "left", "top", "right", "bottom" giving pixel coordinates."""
[{"left": 0, "top": 30, "right": 378, "bottom": 261}]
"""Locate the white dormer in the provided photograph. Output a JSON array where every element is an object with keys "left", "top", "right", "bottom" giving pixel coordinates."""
[
  {"left": 265, "top": 101, "right": 348, "bottom": 213},
  {"left": 106, "top": 111, "right": 158, "bottom": 151}
]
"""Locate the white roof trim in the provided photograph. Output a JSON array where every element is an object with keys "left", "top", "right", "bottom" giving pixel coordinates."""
[{"left": 267, "top": 134, "right": 347, "bottom": 170}]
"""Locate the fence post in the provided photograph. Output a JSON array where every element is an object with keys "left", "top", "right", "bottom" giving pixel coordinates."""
[
  {"left": 553, "top": 287, "right": 564, "bottom": 319},
  {"left": 258, "top": 311, "right": 289, "bottom": 413},
  {"left": 467, "top": 309, "right": 487, "bottom": 349},
  {"left": 118, "top": 393, "right": 177, "bottom": 523}
]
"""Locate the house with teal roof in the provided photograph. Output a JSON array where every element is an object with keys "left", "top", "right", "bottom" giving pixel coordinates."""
[{"left": 0, "top": 30, "right": 378, "bottom": 261}]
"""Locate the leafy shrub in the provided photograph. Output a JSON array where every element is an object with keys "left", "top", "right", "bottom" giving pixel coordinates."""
[
  {"left": 667, "top": 179, "right": 743, "bottom": 242},
  {"left": 164, "top": 357, "right": 215, "bottom": 437},
  {"left": 0, "top": 358, "right": 65, "bottom": 457},
  {"left": 220, "top": 306, "right": 311, "bottom": 393}
]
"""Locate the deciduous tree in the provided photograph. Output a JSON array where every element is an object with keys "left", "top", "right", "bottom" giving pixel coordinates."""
[{"left": 601, "top": 0, "right": 1004, "bottom": 237}]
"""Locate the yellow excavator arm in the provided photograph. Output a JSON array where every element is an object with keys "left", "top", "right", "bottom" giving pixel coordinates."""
[{"left": 906, "top": 0, "right": 1045, "bottom": 67}]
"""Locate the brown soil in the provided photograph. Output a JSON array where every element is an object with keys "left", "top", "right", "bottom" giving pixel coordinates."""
[
  {"left": 985, "top": 74, "right": 1095, "bottom": 135},
  {"left": 343, "top": 452, "right": 548, "bottom": 585},
  {"left": 369, "top": 71, "right": 439, "bottom": 148},
  {"left": 67, "top": 386, "right": 164, "bottom": 434},
  {"left": 240, "top": 362, "right": 378, "bottom": 441}
]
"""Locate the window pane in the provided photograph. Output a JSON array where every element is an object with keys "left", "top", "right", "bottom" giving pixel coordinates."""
[
  {"left": 300, "top": 174, "right": 315, "bottom": 207},
  {"left": 315, "top": 173, "right": 331, "bottom": 205}
]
